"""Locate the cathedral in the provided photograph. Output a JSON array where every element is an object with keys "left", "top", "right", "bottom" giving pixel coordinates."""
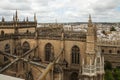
[{"left": 0, "top": 11, "right": 104, "bottom": 80}]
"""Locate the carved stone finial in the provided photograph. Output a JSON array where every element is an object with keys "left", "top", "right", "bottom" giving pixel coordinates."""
[{"left": 2, "top": 16, "right": 5, "bottom": 22}]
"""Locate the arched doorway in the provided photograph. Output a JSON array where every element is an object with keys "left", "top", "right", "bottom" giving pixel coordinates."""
[
  {"left": 45, "top": 43, "right": 54, "bottom": 61},
  {"left": 71, "top": 46, "right": 80, "bottom": 64},
  {"left": 71, "top": 72, "right": 78, "bottom": 80}
]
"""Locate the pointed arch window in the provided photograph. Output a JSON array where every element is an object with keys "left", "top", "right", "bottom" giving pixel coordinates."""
[
  {"left": 5, "top": 44, "right": 10, "bottom": 53},
  {"left": 109, "top": 50, "right": 112, "bottom": 54},
  {"left": 1, "top": 30, "right": 4, "bottom": 36},
  {"left": 4, "top": 44, "right": 10, "bottom": 61},
  {"left": 101, "top": 49, "right": 104, "bottom": 54},
  {"left": 22, "top": 41, "right": 30, "bottom": 53},
  {"left": 45, "top": 43, "right": 54, "bottom": 61},
  {"left": 71, "top": 46, "right": 80, "bottom": 64},
  {"left": 117, "top": 50, "right": 120, "bottom": 54}
]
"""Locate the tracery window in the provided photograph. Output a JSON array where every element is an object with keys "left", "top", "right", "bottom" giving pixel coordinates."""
[
  {"left": 1, "top": 30, "right": 4, "bottom": 36},
  {"left": 101, "top": 49, "right": 104, "bottom": 54},
  {"left": 45, "top": 43, "right": 54, "bottom": 61},
  {"left": 109, "top": 50, "right": 112, "bottom": 54},
  {"left": 23, "top": 41, "right": 30, "bottom": 53},
  {"left": 71, "top": 46, "right": 80, "bottom": 64},
  {"left": 117, "top": 50, "right": 120, "bottom": 54},
  {"left": 4, "top": 44, "right": 10, "bottom": 61}
]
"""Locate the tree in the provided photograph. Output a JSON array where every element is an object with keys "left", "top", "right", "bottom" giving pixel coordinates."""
[
  {"left": 104, "top": 61, "right": 112, "bottom": 70},
  {"left": 113, "top": 68, "right": 120, "bottom": 80},
  {"left": 104, "top": 70, "right": 114, "bottom": 80},
  {"left": 110, "top": 26, "right": 116, "bottom": 31}
]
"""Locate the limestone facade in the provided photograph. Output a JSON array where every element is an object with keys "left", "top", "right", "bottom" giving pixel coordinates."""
[{"left": 0, "top": 11, "right": 108, "bottom": 80}]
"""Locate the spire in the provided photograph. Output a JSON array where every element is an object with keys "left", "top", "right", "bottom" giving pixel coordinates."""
[
  {"left": 88, "top": 14, "right": 92, "bottom": 27},
  {"left": 15, "top": 10, "right": 18, "bottom": 21},
  {"left": 26, "top": 16, "right": 29, "bottom": 22},
  {"left": 89, "top": 14, "right": 92, "bottom": 22},
  {"left": 2, "top": 16, "right": 5, "bottom": 22},
  {"left": 34, "top": 13, "right": 37, "bottom": 22}
]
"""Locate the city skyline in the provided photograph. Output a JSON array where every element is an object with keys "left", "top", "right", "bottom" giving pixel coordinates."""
[{"left": 0, "top": 0, "right": 120, "bottom": 23}]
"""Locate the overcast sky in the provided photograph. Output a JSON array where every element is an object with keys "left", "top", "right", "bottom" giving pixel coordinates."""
[{"left": 0, "top": 0, "right": 120, "bottom": 23}]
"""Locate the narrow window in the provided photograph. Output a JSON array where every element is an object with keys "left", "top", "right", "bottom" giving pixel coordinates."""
[
  {"left": 45, "top": 43, "right": 54, "bottom": 61},
  {"left": 109, "top": 50, "right": 112, "bottom": 54},
  {"left": 71, "top": 46, "right": 80, "bottom": 64},
  {"left": 4, "top": 44, "right": 10, "bottom": 61},
  {"left": 23, "top": 41, "right": 30, "bottom": 53}
]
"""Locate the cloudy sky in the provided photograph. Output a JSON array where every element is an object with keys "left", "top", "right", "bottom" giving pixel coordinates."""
[{"left": 0, "top": 0, "right": 120, "bottom": 23}]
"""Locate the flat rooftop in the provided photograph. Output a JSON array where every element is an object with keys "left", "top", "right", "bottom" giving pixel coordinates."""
[{"left": 0, "top": 74, "right": 24, "bottom": 80}]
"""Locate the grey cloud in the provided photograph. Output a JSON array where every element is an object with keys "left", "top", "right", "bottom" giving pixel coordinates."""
[
  {"left": 30, "top": 0, "right": 55, "bottom": 6},
  {"left": 0, "top": 0, "right": 32, "bottom": 10},
  {"left": 0, "top": 0, "right": 120, "bottom": 22},
  {"left": 10, "top": 0, "right": 29, "bottom": 3},
  {"left": 91, "top": 0, "right": 120, "bottom": 12},
  {"left": 2, "top": 5, "right": 32, "bottom": 10},
  {"left": 0, "top": 10, "right": 13, "bottom": 16}
]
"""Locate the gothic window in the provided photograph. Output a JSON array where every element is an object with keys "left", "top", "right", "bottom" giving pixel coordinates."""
[
  {"left": 15, "top": 42, "right": 22, "bottom": 55},
  {"left": 5, "top": 44, "right": 10, "bottom": 53},
  {"left": 117, "top": 50, "right": 120, "bottom": 54},
  {"left": 45, "top": 43, "right": 54, "bottom": 61},
  {"left": 4, "top": 44, "right": 10, "bottom": 61},
  {"left": 70, "top": 72, "right": 78, "bottom": 80},
  {"left": 22, "top": 41, "right": 30, "bottom": 53},
  {"left": 26, "top": 30, "right": 29, "bottom": 34},
  {"left": 23, "top": 62, "right": 27, "bottom": 70},
  {"left": 101, "top": 49, "right": 104, "bottom": 54},
  {"left": 71, "top": 46, "right": 80, "bottom": 64},
  {"left": 1, "top": 30, "right": 4, "bottom": 36},
  {"left": 109, "top": 50, "right": 112, "bottom": 53}
]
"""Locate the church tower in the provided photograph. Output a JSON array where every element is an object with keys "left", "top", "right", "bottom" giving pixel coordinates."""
[
  {"left": 80, "top": 15, "right": 104, "bottom": 80},
  {"left": 86, "top": 14, "right": 96, "bottom": 64}
]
